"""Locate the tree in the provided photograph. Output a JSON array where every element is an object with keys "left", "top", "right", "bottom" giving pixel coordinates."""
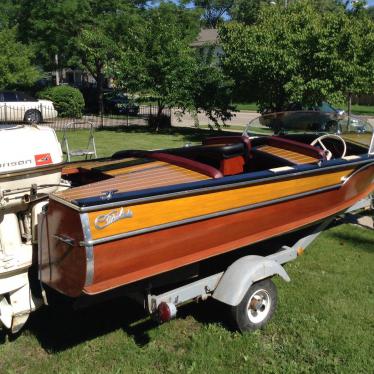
[
  {"left": 18, "top": 0, "right": 89, "bottom": 71},
  {"left": 112, "top": 3, "right": 200, "bottom": 124},
  {"left": 193, "top": 0, "right": 234, "bottom": 27},
  {"left": 18, "top": 0, "right": 147, "bottom": 113},
  {"left": 350, "top": 0, "right": 368, "bottom": 12},
  {"left": 0, "top": 0, "right": 20, "bottom": 30},
  {"left": 230, "top": 0, "right": 270, "bottom": 25},
  {"left": 221, "top": 1, "right": 374, "bottom": 111},
  {"left": 188, "top": 47, "right": 234, "bottom": 128},
  {"left": 230, "top": 0, "right": 347, "bottom": 25},
  {"left": 75, "top": 2, "right": 146, "bottom": 114},
  {"left": 367, "top": 6, "right": 374, "bottom": 20},
  {"left": 0, "top": 28, "right": 40, "bottom": 89}
]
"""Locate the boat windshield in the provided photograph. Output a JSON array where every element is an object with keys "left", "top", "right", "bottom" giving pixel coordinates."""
[{"left": 243, "top": 111, "right": 374, "bottom": 154}]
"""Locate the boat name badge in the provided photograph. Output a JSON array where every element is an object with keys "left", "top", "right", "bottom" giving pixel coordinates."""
[{"left": 94, "top": 207, "right": 133, "bottom": 230}]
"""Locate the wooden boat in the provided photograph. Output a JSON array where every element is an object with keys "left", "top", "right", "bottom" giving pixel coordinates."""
[{"left": 39, "top": 112, "right": 374, "bottom": 298}]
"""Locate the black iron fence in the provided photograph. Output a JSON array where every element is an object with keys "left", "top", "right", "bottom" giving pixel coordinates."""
[{"left": 0, "top": 104, "right": 171, "bottom": 130}]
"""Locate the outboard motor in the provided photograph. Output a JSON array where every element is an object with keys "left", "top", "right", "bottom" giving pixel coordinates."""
[{"left": 0, "top": 124, "right": 63, "bottom": 332}]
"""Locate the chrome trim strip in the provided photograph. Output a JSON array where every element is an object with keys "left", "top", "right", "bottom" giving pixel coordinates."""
[
  {"left": 49, "top": 194, "right": 79, "bottom": 210},
  {"left": 342, "top": 161, "right": 374, "bottom": 185},
  {"left": 369, "top": 130, "right": 374, "bottom": 155},
  {"left": 76, "top": 158, "right": 372, "bottom": 213},
  {"left": 79, "top": 183, "right": 342, "bottom": 247},
  {"left": 81, "top": 213, "right": 94, "bottom": 286}
]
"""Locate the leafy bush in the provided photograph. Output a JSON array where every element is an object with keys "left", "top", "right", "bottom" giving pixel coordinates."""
[{"left": 37, "top": 85, "right": 85, "bottom": 117}]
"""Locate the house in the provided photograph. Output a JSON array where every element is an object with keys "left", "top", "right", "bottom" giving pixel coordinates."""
[{"left": 190, "top": 28, "right": 223, "bottom": 63}]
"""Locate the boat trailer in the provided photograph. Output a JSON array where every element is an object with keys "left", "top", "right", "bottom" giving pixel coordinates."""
[
  {"left": 146, "top": 197, "right": 372, "bottom": 332},
  {"left": 0, "top": 197, "right": 372, "bottom": 334}
]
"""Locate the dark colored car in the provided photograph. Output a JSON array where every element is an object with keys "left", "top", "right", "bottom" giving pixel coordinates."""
[
  {"left": 285, "top": 102, "right": 344, "bottom": 115},
  {"left": 257, "top": 111, "right": 370, "bottom": 135},
  {"left": 103, "top": 92, "right": 140, "bottom": 115}
]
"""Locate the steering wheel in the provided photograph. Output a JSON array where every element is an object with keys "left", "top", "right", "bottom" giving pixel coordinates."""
[{"left": 310, "top": 134, "right": 347, "bottom": 160}]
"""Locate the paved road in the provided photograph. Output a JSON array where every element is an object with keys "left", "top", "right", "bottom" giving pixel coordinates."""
[
  {"left": 171, "top": 110, "right": 258, "bottom": 128},
  {"left": 172, "top": 110, "right": 374, "bottom": 129}
]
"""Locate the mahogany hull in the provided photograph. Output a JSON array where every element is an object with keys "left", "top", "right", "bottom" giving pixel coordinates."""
[{"left": 39, "top": 163, "right": 374, "bottom": 297}]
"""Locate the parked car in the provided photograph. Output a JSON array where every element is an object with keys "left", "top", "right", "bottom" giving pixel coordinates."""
[
  {"left": 0, "top": 91, "right": 58, "bottom": 124},
  {"left": 259, "top": 111, "right": 370, "bottom": 135},
  {"left": 283, "top": 101, "right": 344, "bottom": 115},
  {"left": 262, "top": 101, "right": 366, "bottom": 133},
  {"left": 103, "top": 92, "right": 140, "bottom": 115}
]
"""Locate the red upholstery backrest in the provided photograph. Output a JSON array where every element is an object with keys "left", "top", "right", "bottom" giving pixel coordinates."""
[{"left": 149, "top": 152, "right": 223, "bottom": 179}]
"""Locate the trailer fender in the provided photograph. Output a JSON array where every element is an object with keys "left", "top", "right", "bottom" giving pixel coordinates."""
[{"left": 212, "top": 255, "right": 290, "bottom": 307}]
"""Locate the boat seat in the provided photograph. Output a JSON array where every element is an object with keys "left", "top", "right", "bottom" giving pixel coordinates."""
[
  {"left": 202, "top": 136, "right": 252, "bottom": 175},
  {"left": 203, "top": 136, "right": 251, "bottom": 158}
]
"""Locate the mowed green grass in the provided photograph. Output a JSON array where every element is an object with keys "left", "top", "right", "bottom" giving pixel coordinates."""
[
  {"left": 1, "top": 128, "right": 373, "bottom": 374},
  {"left": 58, "top": 126, "right": 211, "bottom": 157}
]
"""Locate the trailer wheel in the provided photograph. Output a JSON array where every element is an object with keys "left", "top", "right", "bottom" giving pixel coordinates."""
[
  {"left": 24, "top": 109, "right": 42, "bottom": 124},
  {"left": 231, "top": 278, "right": 277, "bottom": 333}
]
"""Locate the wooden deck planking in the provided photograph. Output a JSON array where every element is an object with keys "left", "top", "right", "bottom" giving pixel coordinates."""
[
  {"left": 258, "top": 145, "right": 318, "bottom": 164},
  {"left": 56, "top": 161, "right": 209, "bottom": 202}
]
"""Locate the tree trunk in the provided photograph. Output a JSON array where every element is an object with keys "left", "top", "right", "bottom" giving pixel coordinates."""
[
  {"left": 155, "top": 99, "right": 164, "bottom": 132},
  {"left": 157, "top": 99, "right": 164, "bottom": 118},
  {"left": 347, "top": 92, "right": 352, "bottom": 118},
  {"left": 96, "top": 65, "right": 105, "bottom": 118}
]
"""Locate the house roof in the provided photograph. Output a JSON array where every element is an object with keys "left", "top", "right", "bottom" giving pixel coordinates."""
[{"left": 190, "top": 29, "right": 219, "bottom": 47}]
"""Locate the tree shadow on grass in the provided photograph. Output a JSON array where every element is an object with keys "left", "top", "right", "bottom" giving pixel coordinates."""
[
  {"left": 22, "top": 297, "right": 153, "bottom": 352},
  {"left": 20, "top": 294, "right": 230, "bottom": 352},
  {"left": 327, "top": 230, "right": 374, "bottom": 254},
  {"left": 177, "top": 298, "right": 234, "bottom": 332}
]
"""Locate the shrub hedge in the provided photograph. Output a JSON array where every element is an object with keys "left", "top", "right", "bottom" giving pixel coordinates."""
[{"left": 37, "top": 85, "right": 85, "bottom": 118}]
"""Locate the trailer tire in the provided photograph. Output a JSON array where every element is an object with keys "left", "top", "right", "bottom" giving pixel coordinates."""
[{"left": 230, "top": 278, "right": 277, "bottom": 333}]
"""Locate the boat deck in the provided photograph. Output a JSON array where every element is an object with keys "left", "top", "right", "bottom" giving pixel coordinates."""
[
  {"left": 56, "top": 158, "right": 210, "bottom": 203},
  {"left": 257, "top": 145, "right": 319, "bottom": 164},
  {"left": 55, "top": 136, "right": 324, "bottom": 204}
]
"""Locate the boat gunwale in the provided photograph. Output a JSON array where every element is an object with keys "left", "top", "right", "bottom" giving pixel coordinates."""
[
  {"left": 50, "top": 156, "right": 374, "bottom": 213},
  {"left": 79, "top": 182, "right": 344, "bottom": 247}
]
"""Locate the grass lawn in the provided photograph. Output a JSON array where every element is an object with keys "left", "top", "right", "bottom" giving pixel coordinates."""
[
  {"left": 1, "top": 128, "right": 373, "bottom": 373},
  {"left": 58, "top": 126, "right": 218, "bottom": 157},
  {"left": 344, "top": 104, "right": 374, "bottom": 116},
  {"left": 233, "top": 102, "right": 259, "bottom": 112}
]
